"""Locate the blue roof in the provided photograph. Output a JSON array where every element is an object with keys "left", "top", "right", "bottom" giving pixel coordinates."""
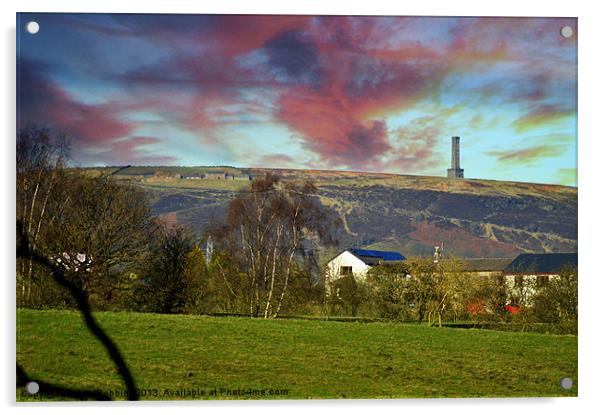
[{"left": 350, "top": 249, "right": 405, "bottom": 262}]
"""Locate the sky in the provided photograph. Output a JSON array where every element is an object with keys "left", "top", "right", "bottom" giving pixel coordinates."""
[{"left": 16, "top": 14, "right": 577, "bottom": 186}]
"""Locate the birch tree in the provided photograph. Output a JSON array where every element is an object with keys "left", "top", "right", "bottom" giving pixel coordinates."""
[
  {"left": 16, "top": 127, "right": 71, "bottom": 306},
  {"left": 222, "top": 174, "right": 337, "bottom": 318}
]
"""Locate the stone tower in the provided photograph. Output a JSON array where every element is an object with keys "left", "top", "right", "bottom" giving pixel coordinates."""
[{"left": 447, "top": 136, "right": 464, "bottom": 179}]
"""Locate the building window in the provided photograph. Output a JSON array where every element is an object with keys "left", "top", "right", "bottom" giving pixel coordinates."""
[
  {"left": 340, "top": 266, "right": 353, "bottom": 276},
  {"left": 514, "top": 275, "right": 524, "bottom": 288},
  {"left": 537, "top": 275, "right": 549, "bottom": 287},
  {"left": 497, "top": 275, "right": 505, "bottom": 287}
]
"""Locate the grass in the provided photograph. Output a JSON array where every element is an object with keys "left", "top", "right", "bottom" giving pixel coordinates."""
[
  {"left": 95, "top": 165, "right": 576, "bottom": 199},
  {"left": 315, "top": 175, "right": 576, "bottom": 198},
  {"left": 16, "top": 309, "right": 577, "bottom": 400}
]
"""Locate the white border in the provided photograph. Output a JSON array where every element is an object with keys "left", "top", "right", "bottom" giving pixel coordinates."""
[{"left": 3, "top": 1, "right": 600, "bottom": 415}]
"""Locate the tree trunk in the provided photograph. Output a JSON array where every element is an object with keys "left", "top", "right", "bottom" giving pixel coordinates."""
[
  {"left": 273, "top": 247, "right": 295, "bottom": 318},
  {"left": 273, "top": 205, "right": 300, "bottom": 318},
  {"left": 264, "top": 225, "right": 282, "bottom": 318}
]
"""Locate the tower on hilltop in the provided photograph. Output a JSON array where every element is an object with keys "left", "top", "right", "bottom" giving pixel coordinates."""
[{"left": 447, "top": 136, "right": 464, "bottom": 179}]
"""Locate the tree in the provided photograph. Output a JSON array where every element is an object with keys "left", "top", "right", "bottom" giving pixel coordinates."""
[
  {"left": 16, "top": 127, "right": 145, "bottom": 399},
  {"left": 327, "top": 275, "right": 371, "bottom": 317},
  {"left": 133, "top": 225, "right": 206, "bottom": 314},
  {"left": 204, "top": 246, "right": 248, "bottom": 313},
  {"left": 423, "top": 257, "right": 493, "bottom": 327},
  {"left": 16, "top": 127, "right": 71, "bottom": 306},
  {"left": 447, "top": 268, "right": 502, "bottom": 322},
  {"left": 430, "top": 257, "right": 476, "bottom": 324},
  {"left": 215, "top": 174, "right": 338, "bottom": 318},
  {"left": 16, "top": 127, "right": 155, "bottom": 310},
  {"left": 366, "top": 256, "right": 469, "bottom": 326},
  {"left": 401, "top": 257, "right": 440, "bottom": 324},
  {"left": 42, "top": 174, "right": 155, "bottom": 308},
  {"left": 181, "top": 246, "right": 211, "bottom": 314},
  {"left": 530, "top": 266, "right": 577, "bottom": 333},
  {"left": 17, "top": 222, "right": 140, "bottom": 400},
  {"left": 366, "top": 263, "right": 414, "bottom": 320},
  {"left": 282, "top": 261, "right": 324, "bottom": 316}
]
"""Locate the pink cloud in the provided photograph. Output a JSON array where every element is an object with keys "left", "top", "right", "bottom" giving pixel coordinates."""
[
  {"left": 82, "top": 136, "right": 177, "bottom": 166},
  {"left": 383, "top": 116, "right": 443, "bottom": 172},
  {"left": 18, "top": 60, "right": 136, "bottom": 148},
  {"left": 487, "top": 145, "right": 565, "bottom": 164},
  {"left": 19, "top": 16, "right": 577, "bottom": 172},
  {"left": 513, "top": 104, "right": 574, "bottom": 132}
]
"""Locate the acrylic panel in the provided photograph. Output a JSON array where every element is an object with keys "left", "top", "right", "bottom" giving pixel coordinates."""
[{"left": 16, "top": 13, "right": 577, "bottom": 401}]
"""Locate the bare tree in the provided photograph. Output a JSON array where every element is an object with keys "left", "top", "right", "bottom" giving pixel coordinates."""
[
  {"left": 17, "top": 221, "right": 139, "bottom": 400},
  {"left": 43, "top": 174, "right": 155, "bottom": 307},
  {"left": 220, "top": 174, "right": 337, "bottom": 318},
  {"left": 16, "top": 127, "right": 71, "bottom": 305}
]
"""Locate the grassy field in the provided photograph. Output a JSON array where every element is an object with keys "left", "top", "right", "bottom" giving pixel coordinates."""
[{"left": 16, "top": 309, "right": 577, "bottom": 400}]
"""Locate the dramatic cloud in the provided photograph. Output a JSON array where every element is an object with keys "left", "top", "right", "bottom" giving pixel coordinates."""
[
  {"left": 16, "top": 14, "right": 577, "bottom": 184},
  {"left": 272, "top": 42, "right": 447, "bottom": 168},
  {"left": 18, "top": 59, "right": 136, "bottom": 147},
  {"left": 277, "top": 90, "right": 394, "bottom": 170},
  {"left": 513, "top": 104, "right": 574, "bottom": 132},
  {"left": 17, "top": 58, "right": 176, "bottom": 165},
  {"left": 386, "top": 116, "right": 444, "bottom": 171},
  {"left": 89, "top": 136, "right": 177, "bottom": 166},
  {"left": 262, "top": 29, "right": 324, "bottom": 86},
  {"left": 255, "top": 153, "right": 298, "bottom": 169},
  {"left": 487, "top": 145, "right": 566, "bottom": 165}
]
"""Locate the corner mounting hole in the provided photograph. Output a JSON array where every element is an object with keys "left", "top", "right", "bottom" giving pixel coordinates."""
[
  {"left": 560, "top": 377, "right": 573, "bottom": 390},
  {"left": 25, "top": 381, "right": 39, "bottom": 394},
  {"left": 560, "top": 25, "right": 573, "bottom": 39},
  {"left": 26, "top": 21, "right": 39, "bottom": 34}
]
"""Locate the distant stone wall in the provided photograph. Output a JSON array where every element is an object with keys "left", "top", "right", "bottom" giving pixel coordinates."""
[
  {"left": 181, "top": 173, "right": 252, "bottom": 180},
  {"left": 229, "top": 174, "right": 252, "bottom": 181}
]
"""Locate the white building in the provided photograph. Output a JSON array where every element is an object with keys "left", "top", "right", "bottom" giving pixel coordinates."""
[
  {"left": 502, "top": 253, "right": 577, "bottom": 305},
  {"left": 326, "top": 248, "right": 405, "bottom": 283}
]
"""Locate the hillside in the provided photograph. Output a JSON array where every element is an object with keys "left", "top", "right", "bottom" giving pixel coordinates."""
[{"left": 95, "top": 167, "right": 577, "bottom": 258}]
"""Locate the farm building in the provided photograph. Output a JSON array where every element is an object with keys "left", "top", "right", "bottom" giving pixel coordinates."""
[
  {"left": 502, "top": 253, "right": 577, "bottom": 305},
  {"left": 225, "top": 173, "right": 252, "bottom": 180},
  {"left": 463, "top": 257, "right": 514, "bottom": 278},
  {"left": 204, "top": 172, "right": 227, "bottom": 180},
  {"left": 325, "top": 250, "right": 577, "bottom": 307},
  {"left": 504, "top": 253, "right": 577, "bottom": 276},
  {"left": 461, "top": 253, "right": 577, "bottom": 306},
  {"left": 181, "top": 172, "right": 252, "bottom": 180},
  {"left": 326, "top": 249, "right": 406, "bottom": 282}
]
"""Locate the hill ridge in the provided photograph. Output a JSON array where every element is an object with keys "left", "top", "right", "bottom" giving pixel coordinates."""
[{"left": 95, "top": 166, "right": 577, "bottom": 258}]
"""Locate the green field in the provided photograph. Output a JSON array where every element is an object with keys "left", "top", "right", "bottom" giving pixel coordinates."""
[{"left": 16, "top": 309, "right": 577, "bottom": 400}]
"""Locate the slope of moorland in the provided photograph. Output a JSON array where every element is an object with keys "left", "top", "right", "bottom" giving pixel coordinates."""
[{"left": 88, "top": 166, "right": 577, "bottom": 258}]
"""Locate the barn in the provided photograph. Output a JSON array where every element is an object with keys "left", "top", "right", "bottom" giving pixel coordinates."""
[
  {"left": 204, "top": 172, "right": 227, "bottom": 180},
  {"left": 326, "top": 249, "right": 405, "bottom": 282},
  {"left": 462, "top": 258, "right": 514, "bottom": 278},
  {"left": 502, "top": 253, "right": 577, "bottom": 305}
]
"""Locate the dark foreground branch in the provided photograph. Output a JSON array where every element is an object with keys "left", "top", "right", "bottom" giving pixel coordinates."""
[
  {"left": 17, "top": 364, "right": 111, "bottom": 401},
  {"left": 17, "top": 221, "right": 139, "bottom": 401}
]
